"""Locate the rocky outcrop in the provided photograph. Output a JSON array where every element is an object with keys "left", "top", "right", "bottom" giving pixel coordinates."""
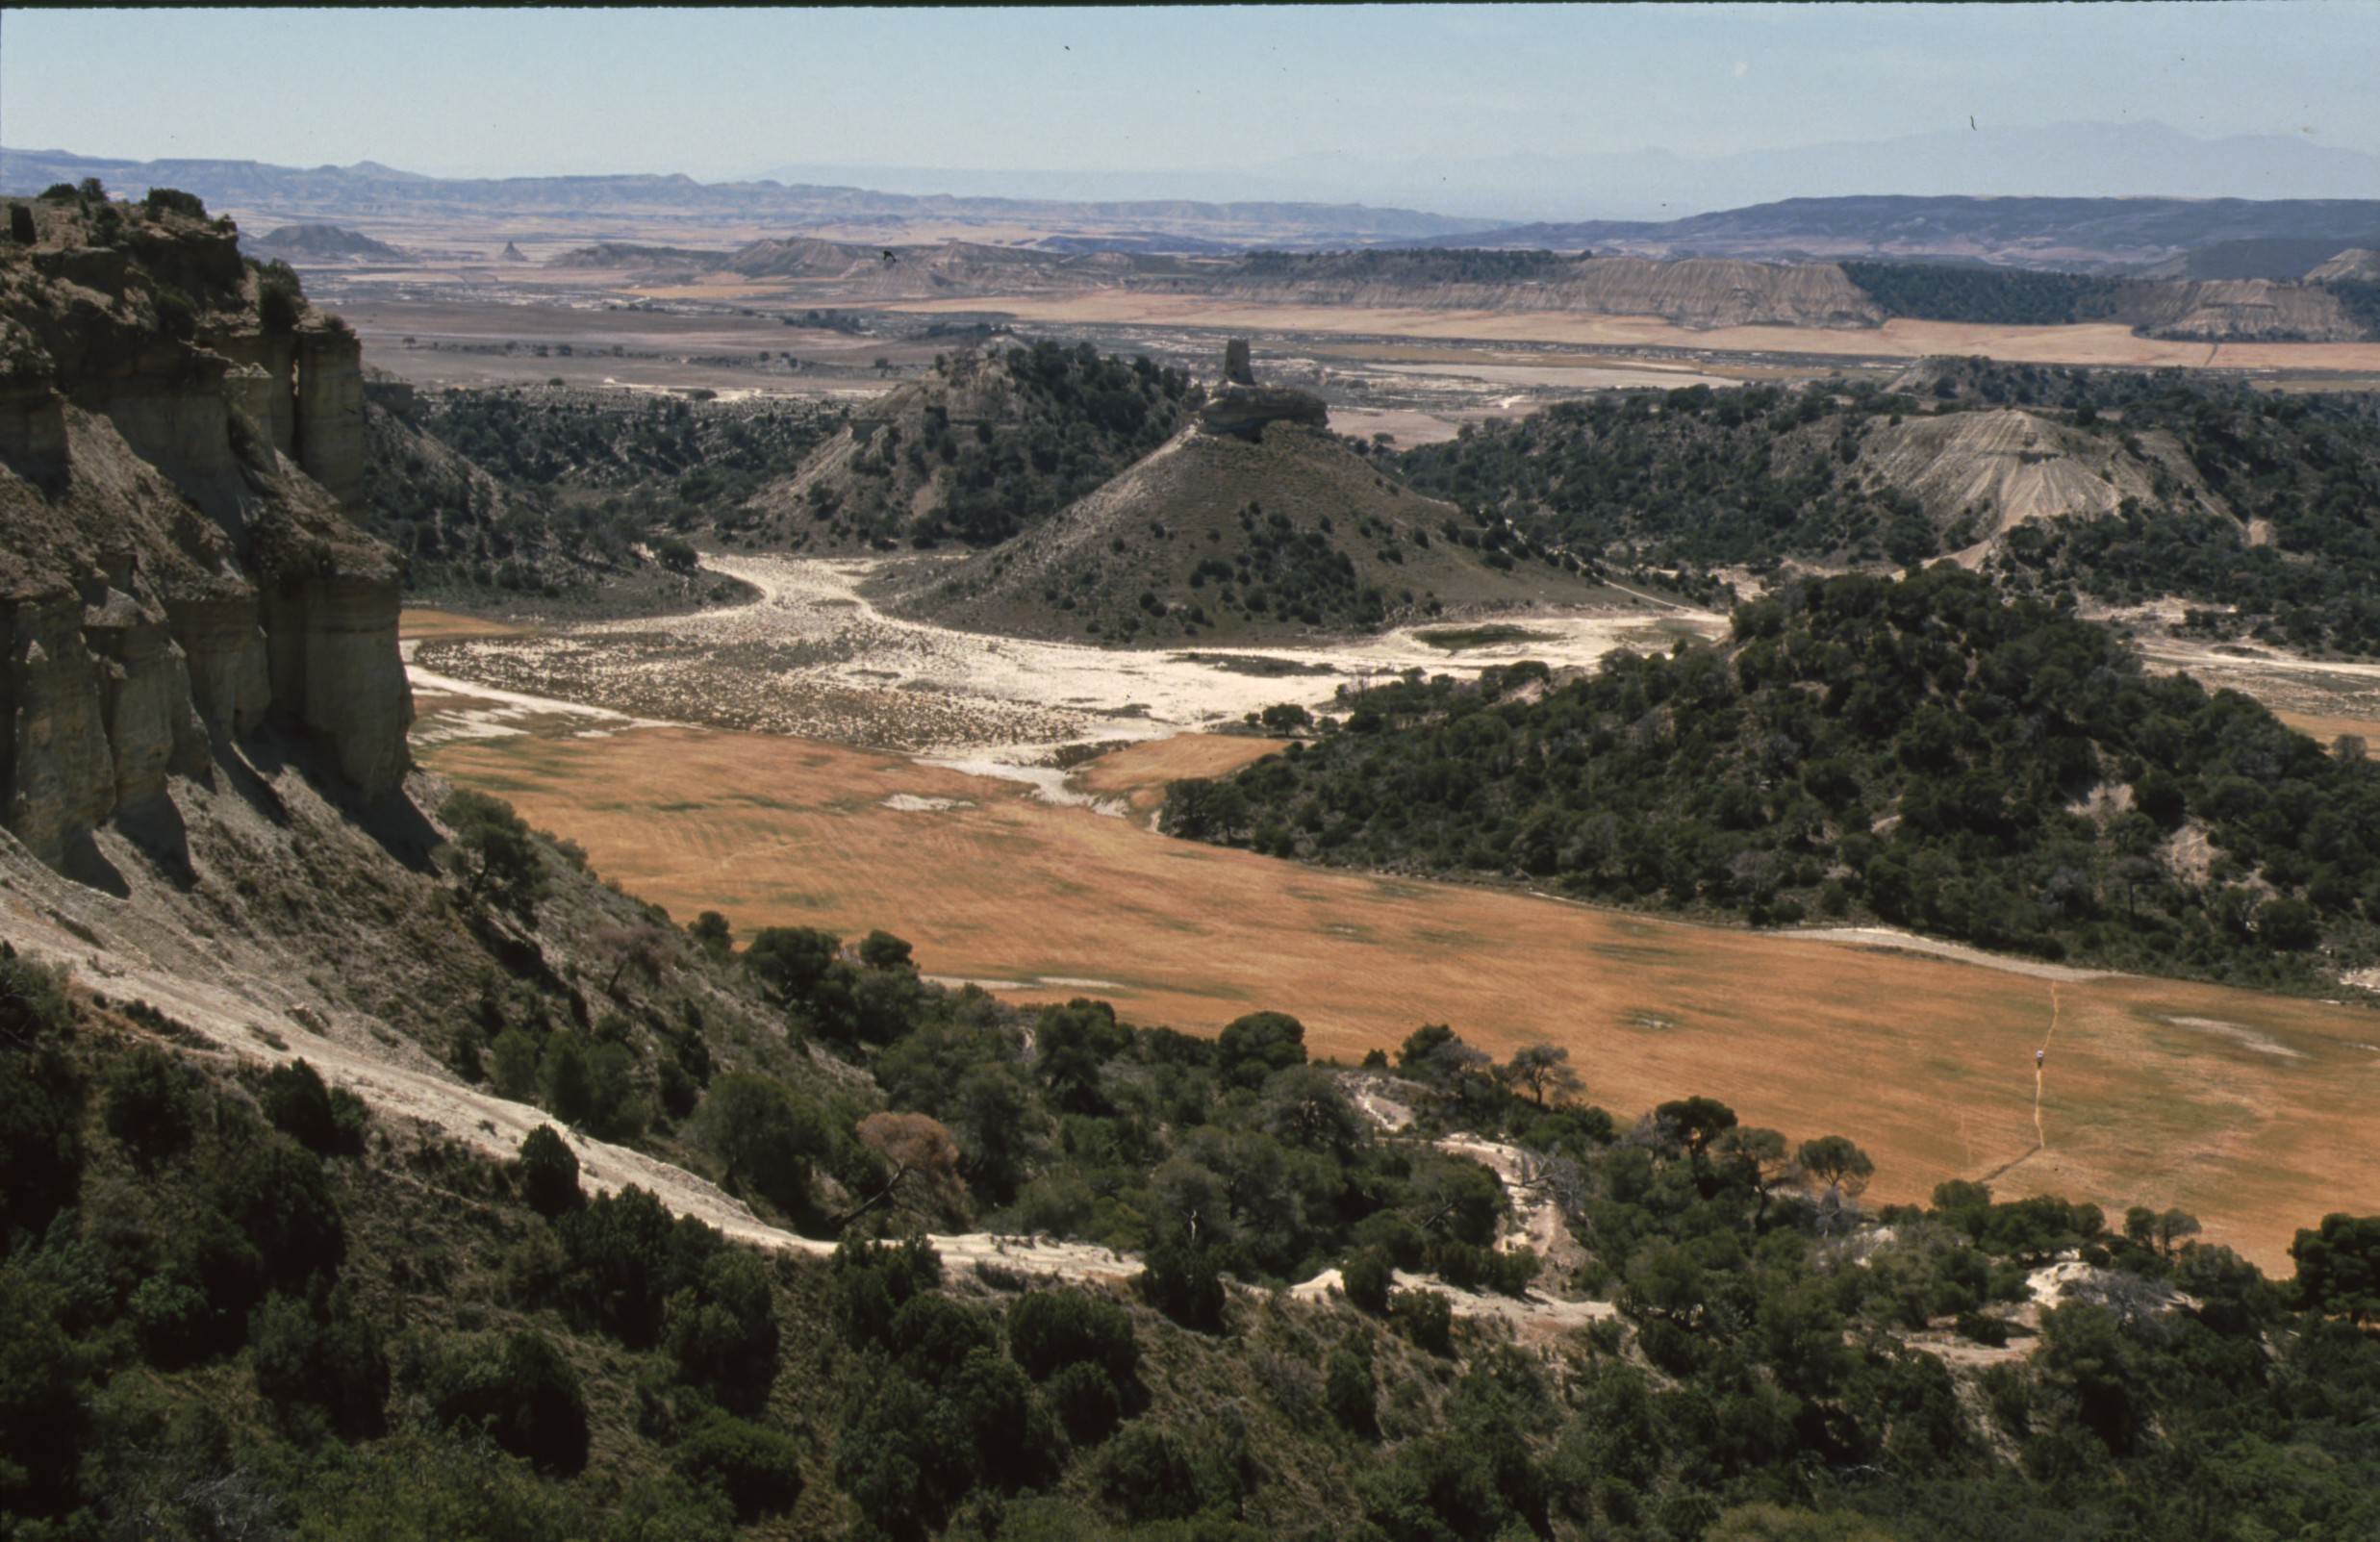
[
  {"left": 2310, "top": 249, "right": 2380, "bottom": 283},
  {"left": 2, "top": 597, "right": 118, "bottom": 865},
  {"left": 261, "top": 576, "right": 411, "bottom": 797},
  {"left": 2127, "top": 279, "right": 2364, "bottom": 342},
  {"left": 1197, "top": 341, "right": 1329, "bottom": 441},
  {"left": 167, "top": 594, "right": 272, "bottom": 738},
  {"left": 0, "top": 382, "right": 68, "bottom": 486},
  {"left": 0, "top": 190, "right": 412, "bottom": 871},
  {"left": 294, "top": 326, "right": 366, "bottom": 503}
]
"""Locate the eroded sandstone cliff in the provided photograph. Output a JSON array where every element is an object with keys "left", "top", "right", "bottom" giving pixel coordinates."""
[{"left": 0, "top": 190, "right": 407, "bottom": 870}]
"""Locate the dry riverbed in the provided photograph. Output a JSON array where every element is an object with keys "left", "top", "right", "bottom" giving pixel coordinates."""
[{"left": 411, "top": 553, "right": 1721, "bottom": 778}]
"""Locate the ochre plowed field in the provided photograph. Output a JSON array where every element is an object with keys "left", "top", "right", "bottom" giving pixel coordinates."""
[{"left": 425, "top": 725, "right": 2380, "bottom": 1270}]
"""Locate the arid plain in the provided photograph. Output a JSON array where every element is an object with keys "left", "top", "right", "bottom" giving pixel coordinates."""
[{"left": 416, "top": 660, "right": 2380, "bottom": 1275}]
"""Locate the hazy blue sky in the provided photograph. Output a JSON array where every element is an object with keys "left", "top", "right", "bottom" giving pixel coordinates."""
[{"left": 5, "top": 4, "right": 2377, "bottom": 180}]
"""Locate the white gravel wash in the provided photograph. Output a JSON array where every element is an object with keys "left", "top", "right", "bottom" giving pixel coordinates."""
[{"left": 413, "top": 553, "right": 1721, "bottom": 787}]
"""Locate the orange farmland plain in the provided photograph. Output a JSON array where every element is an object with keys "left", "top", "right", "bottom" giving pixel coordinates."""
[{"left": 423, "top": 724, "right": 2380, "bottom": 1272}]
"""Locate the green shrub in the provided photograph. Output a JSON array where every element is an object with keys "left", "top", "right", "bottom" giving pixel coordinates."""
[
  {"left": 518, "top": 1125, "right": 583, "bottom": 1216},
  {"left": 699, "top": 1072, "right": 823, "bottom": 1217},
  {"left": 1006, "top": 1289, "right": 1138, "bottom": 1385},
  {"left": 154, "top": 285, "right": 199, "bottom": 340},
  {"left": 1137, "top": 1243, "right": 1226, "bottom": 1332},
  {"left": 1388, "top": 1288, "right": 1454, "bottom": 1355},
  {"left": 551, "top": 1185, "right": 722, "bottom": 1348},
  {"left": 102, "top": 1044, "right": 193, "bottom": 1169},
  {"left": 829, "top": 1233, "right": 943, "bottom": 1351},
  {"left": 663, "top": 1251, "right": 780, "bottom": 1415},
  {"left": 672, "top": 1409, "right": 804, "bottom": 1522},
  {"left": 140, "top": 186, "right": 207, "bottom": 219},
  {"left": 438, "top": 789, "right": 549, "bottom": 923},
  {"left": 0, "top": 1269, "right": 89, "bottom": 1518},
  {"left": 1047, "top": 1359, "right": 1125, "bottom": 1445},
  {"left": 429, "top": 1328, "right": 590, "bottom": 1475},
  {"left": 490, "top": 1026, "right": 541, "bottom": 1100},
  {"left": 1341, "top": 1247, "right": 1396, "bottom": 1314},
  {"left": 259, "top": 260, "right": 305, "bottom": 332},
  {"left": 215, "top": 1137, "right": 344, "bottom": 1288},
  {"left": 261, "top": 1058, "right": 367, "bottom": 1156},
  {"left": 1095, "top": 1424, "right": 1202, "bottom": 1524},
  {"left": 1325, "top": 1345, "right": 1377, "bottom": 1436},
  {"left": 1212, "top": 1010, "right": 1306, "bottom": 1090},
  {"left": 688, "top": 911, "right": 733, "bottom": 957},
  {"left": 249, "top": 1288, "right": 388, "bottom": 1439}
]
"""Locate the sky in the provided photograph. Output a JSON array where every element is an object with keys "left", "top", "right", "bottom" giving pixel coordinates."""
[{"left": 5, "top": 4, "right": 2378, "bottom": 188}]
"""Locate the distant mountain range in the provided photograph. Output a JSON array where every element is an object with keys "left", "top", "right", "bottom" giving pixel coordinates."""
[
  {"left": 1406, "top": 195, "right": 2380, "bottom": 274},
  {"left": 0, "top": 146, "right": 1498, "bottom": 248},
  {"left": 9, "top": 130, "right": 2377, "bottom": 275},
  {"left": 1248, "top": 121, "right": 2380, "bottom": 223}
]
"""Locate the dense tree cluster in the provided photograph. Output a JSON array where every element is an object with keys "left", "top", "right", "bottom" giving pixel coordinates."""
[
  {"left": 359, "top": 386, "right": 831, "bottom": 606},
  {"left": 1838, "top": 262, "right": 2137, "bottom": 328},
  {"left": 803, "top": 341, "right": 1195, "bottom": 549},
  {"left": 10, "top": 928, "right": 2380, "bottom": 1539},
  {"left": 1168, "top": 568, "right": 2380, "bottom": 984},
  {"left": 1395, "top": 363, "right": 2380, "bottom": 656},
  {"left": 1394, "top": 379, "right": 1953, "bottom": 576}
]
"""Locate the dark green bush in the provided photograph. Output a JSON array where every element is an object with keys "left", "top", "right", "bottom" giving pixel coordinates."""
[
  {"left": 828, "top": 1233, "right": 942, "bottom": 1351},
  {"left": 1047, "top": 1359, "right": 1125, "bottom": 1445},
  {"left": 551, "top": 1184, "right": 722, "bottom": 1348},
  {"left": 1388, "top": 1288, "right": 1454, "bottom": 1355},
  {"left": 0, "top": 949, "right": 76, "bottom": 1157},
  {"left": 1341, "top": 1247, "right": 1396, "bottom": 1315},
  {"left": 429, "top": 1328, "right": 590, "bottom": 1476},
  {"left": 261, "top": 1058, "right": 367, "bottom": 1156},
  {"left": 258, "top": 260, "right": 305, "bottom": 333},
  {"left": 215, "top": 1136, "right": 344, "bottom": 1288},
  {"left": 1325, "top": 1344, "right": 1378, "bottom": 1436},
  {"left": 698, "top": 1072, "right": 823, "bottom": 1217},
  {"left": 518, "top": 1124, "right": 583, "bottom": 1216},
  {"left": 663, "top": 1251, "right": 781, "bottom": 1415},
  {"left": 140, "top": 186, "right": 207, "bottom": 219},
  {"left": 102, "top": 1045, "right": 194, "bottom": 1168},
  {"left": 1006, "top": 1289, "right": 1138, "bottom": 1385},
  {"left": 1096, "top": 1424, "right": 1203, "bottom": 1524},
  {"left": 249, "top": 1288, "right": 388, "bottom": 1439},
  {"left": 1137, "top": 1243, "right": 1226, "bottom": 1332},
  {"left": 672, "top": 1409, "right": 804, "bottom": 1522}
]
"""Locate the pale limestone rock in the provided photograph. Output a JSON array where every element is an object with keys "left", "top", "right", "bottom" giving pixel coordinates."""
[
  {"left": 2, "top": 602, "right": 118, "bottom": 865},
  {"left": 168, "top": 595, "right": 272, "bottom": 738},
  {"left": 262, "top": 575, "right": 413, "bottom": 798},
  {"left": 294, "top": 329, "right": 365, "bottom": 503}
]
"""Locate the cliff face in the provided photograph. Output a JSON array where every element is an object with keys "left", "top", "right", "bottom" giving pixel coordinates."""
[
  {"left": 0, "top": 190, "right": 408, "bottom": 870},
  {"left": 2125, "top": 278, "right": 2365, "bottom": 342}
]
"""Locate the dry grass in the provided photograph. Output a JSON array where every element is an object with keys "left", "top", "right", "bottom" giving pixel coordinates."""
[
  {"left": 1071, "top": 733, "right": 1286, "bottom": 822},
  {"left": 2273, "top": 711, "right": 2380, "bottom": 754},
  {"left": 423, "top": 723, "right": 2380, "bottom": 1271},
  {"left": 399, "top": 608, "right": 531, "bottom": 643}
]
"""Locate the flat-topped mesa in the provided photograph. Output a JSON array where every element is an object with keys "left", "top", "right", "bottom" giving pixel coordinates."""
[{"left": 1197, "top": 339, "right": 1328, "bottom": 442}]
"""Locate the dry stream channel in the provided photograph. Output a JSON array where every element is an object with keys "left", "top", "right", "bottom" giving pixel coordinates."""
[{"left": 407, "top": 552, "right": 1721, "bottom": 801}]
